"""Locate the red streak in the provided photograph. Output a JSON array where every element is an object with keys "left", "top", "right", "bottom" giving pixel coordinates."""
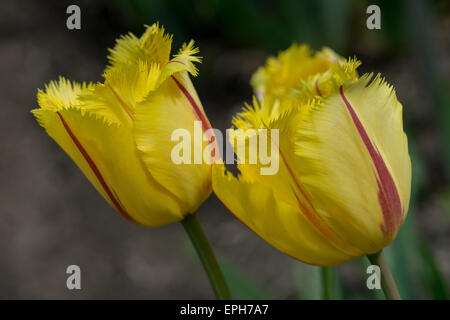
[
  {"left": 277, "top": 146, "right": 357, "bottom": 255},
  {"left": 170, "top": 75, "right": 211, "bottom": 133},
  {"left": 57, "top": 112, "right": 136, "bottom": 223},
  {"left": 107, "top": 84, "right": 136, "bottom": 122},
  {"left": 339, "top": 86, "right": 403, "bottom": 236},
  {"left": 168, "top": 60, "right": 185, "bottom": 65},
  {"left": 170, "top": 75, "right": 216, "bottom": 158},
  {"left": 315, "top": 79, "right": 322, "bottom": 96}
]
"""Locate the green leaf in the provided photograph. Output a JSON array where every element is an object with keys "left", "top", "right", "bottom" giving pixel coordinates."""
[
  {"left": 434, "top": 188, "right": 450, "bottom": 219},
  {"left": 292, "top": 263, "right": 322, "bottom": 300},
  {"left": 417, "top": 239, "right": 449, "bottom": 300},
  {"left": 292, "top": 262, "right": 343, "bottom": 300},
  {"left": 384, "top": 215, "right": 419, "bottom": 299},
  {"left": 218, "top": 260, "right": 273, "bottom": 300}
]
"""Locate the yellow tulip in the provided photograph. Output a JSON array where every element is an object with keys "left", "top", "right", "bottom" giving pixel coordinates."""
[
  {"left": 213, "top": 46, "right": 411, "bottom": 266},
  {"left": 32, "top": 24, "right": 214, "bottom": 227}
]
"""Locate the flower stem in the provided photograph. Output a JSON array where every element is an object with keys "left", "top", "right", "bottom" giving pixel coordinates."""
[
  {"left": 181, "top": 213, "right": 232, "bottom": 300},
  {"left": 367, "top": 250, "right": 401, "bottom": 300},
  {"left": 321, "top": 266, "right": 334, "bottom": 300}
]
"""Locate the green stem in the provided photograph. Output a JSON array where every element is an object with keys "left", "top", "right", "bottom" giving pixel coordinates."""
[
  {"left": 367, "top": 250, "right": 401, "bottom": 300},
  {"left": 321, "top": 266, "right": 334, "bottom": 300},
  {"left": 181, "top": 213, "right": 232, "bottom": 300}
]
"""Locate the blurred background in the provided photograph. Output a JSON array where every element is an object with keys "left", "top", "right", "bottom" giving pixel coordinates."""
[{"left": 0, "top": 0, "right": 449, "bottom": 299}]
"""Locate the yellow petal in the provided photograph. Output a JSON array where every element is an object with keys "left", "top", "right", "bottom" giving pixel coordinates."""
[
  {"left": 134, "top": 71, "right": 212, "bottom": 214},
  {"left": 159, "top": 40, "right": 202, "bottom": 83},
  {"left": 106, "top": 23, "right": 172, "bottom": 72},
  {"left": 78, "top": 82, "right": 135, "bottom": 127},
  {"left": 86, "top": 26, "right": 202, "bottom": 128},
  {"left": 231, "top": 115, "right": 299, "bottom": 208},
  {"left": 230, "top": 99, "right": 366, "bottom": 257},
  {"left": 251, "top": 44, "right": 355, "bottom": 100},
  {"left": 250, "top": 44, "right": 327, "bottom": 96},
  {"left": 295, "top": 74, "right": 411, "bottom": 253},
  {"left": 230, "top": 100, "right": 307, "bottom": 210},
  {"left": 32, "top": 107, "right": 184, "bottom": 226},
  {"left": 303, "top": 56, "right": 360, "bottom": 100},
  {"left": 104, "top": 60, "right": 161, "bottom": 106},
  {"left": 251, "top": 45, "right": 360, "bottom": 122},
  {"left": 80, "top": 60, "right": 162, "bottom": 127},
  {"left": 37, "top": 77, "right": 94, "bottom": 111},
  {"left": 212, "top": 164, "right": 355, "bottom": 266}
]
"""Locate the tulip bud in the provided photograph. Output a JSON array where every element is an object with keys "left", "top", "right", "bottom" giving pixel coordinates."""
[
  {"left": 32, "top": 23, "right": 213, "bottom": 226},
  {"left": 213, "top": 45, "right": 411, "bottom": 266}
]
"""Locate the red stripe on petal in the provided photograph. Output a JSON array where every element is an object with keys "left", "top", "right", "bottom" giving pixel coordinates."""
[
  {"left": 315, "top": 79, "right": 322, "bottom": 97},
  {"left": 170, "top": 75, "right": 211, "bottom": 133},
  {"left": 107, "top": 84, "right": 136, "bottom": 122},
  {"left": 168, "top": 60, "right": 185, "bottom": 66},
  {"left": 339, "top": 86, "right": 403, "bottom": 236},
  {"left": 277, "top": 146, "right": 360, "bottom": 256},
  {"left": 57, "top": 112, "right": 137, "bottom": 224},
  {"left": 171, "top": 75, "right": 217, "bottom": 159}
]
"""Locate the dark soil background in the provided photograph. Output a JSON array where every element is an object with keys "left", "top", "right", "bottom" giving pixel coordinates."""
[{"left": 0, "top": 0, "right": 448, "bottom": 299}]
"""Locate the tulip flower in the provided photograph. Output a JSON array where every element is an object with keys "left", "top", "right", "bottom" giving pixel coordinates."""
[
  {"left": 32, "top": 24, "right": 230, "bottom": 299},
  {"left": 213, "top": 45, "right": 411, "bottom": 299}
]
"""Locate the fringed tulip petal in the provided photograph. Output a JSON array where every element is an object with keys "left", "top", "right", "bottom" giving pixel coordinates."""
[
  {"left": 134, "top": 71, "right": 213, "bottom": 214},
  {"left": 33, "top": 105, "right": 184, "bottom": 226},
  {"left": 106, "top": 23, "right": 172, "bottom": 72},
  {"left": 231, "top": 106, "right": 365, "bottom": 257},
  {"left": 80, "top": 61, "right": 162, "bottom": 127},
  {"left": 295, "top": 74, "right": 411, "bottom": 252},
  {"left": 37, "top": 77, "right": 94, "bottom": 111}
]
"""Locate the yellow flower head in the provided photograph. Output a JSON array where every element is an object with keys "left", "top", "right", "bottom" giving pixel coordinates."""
[
  {"left": 250, "top": 44, "right": 360, "bottom": 123},
  {"left": 32, "top": 23, "right": 213, "bottom": 227},
  {"left": 214, "top": 48, "right": 411, "bottom": 265}
]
